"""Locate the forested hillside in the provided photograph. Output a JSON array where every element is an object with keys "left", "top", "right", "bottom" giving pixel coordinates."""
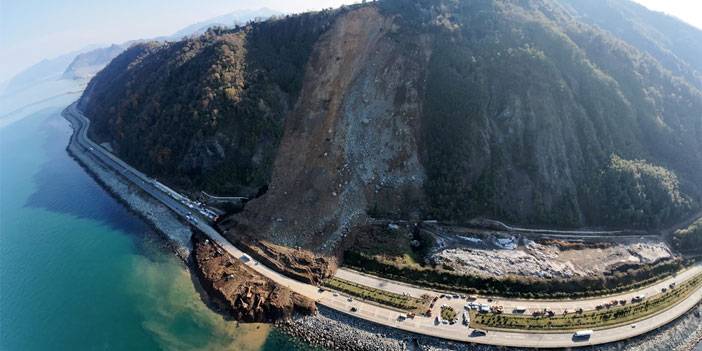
[
  {"left": 79, "top": 0, "right": 701, "bottom": 251},
  {"left": 561, "top": 0, "right": 702, "bottom": 89},
  {"left": 673, "top": 219, "right": 702, "bottom": 254},
  {"left": 390, "top": 0, "right": 702, "bottom": 228},
  {"left": 79, "top": 10, "right": 345, "bottom": 196}
]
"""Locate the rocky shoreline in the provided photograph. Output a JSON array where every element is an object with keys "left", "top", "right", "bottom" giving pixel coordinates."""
[
  {"left": 278, "top": 303, "right": 702, "bottom": 351},
  {"left": 65, "top": 112, "right": 193, "bottom": 259}
]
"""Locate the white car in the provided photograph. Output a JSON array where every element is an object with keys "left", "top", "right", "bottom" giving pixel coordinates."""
[{"left": 574, "top": 330, "right": 593, "bottom": 339}]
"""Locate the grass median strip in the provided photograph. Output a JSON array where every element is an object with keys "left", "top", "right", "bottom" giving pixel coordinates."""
[
  {"left": 324, "top": 277, "right": 429, "bottom": 312},
  {"left": 471, "top": 272, "right": 702, "bottom": 332},
  {"left": 441, "top": 305, "right": 457, "bottom": 322}
]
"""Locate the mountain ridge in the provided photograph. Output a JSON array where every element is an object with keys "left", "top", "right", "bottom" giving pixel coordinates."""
[{"left": 78, "top": 0, "right": 702, "bottom": 252}]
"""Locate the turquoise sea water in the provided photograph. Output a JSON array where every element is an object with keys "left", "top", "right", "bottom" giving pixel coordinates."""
[{"left": 0, "top": 83, "right": 315, "bottom": 351}]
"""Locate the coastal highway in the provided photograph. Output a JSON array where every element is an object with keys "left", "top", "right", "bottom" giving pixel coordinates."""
[
  {"left": 337, "top": 265, "right": 702, "bottom": 314},
  {"left": 64, "top": 103, "right": 702, "bottom": 348}
]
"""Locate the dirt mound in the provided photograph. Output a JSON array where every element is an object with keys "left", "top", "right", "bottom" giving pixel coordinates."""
[
  {"left": 192, "top": 233, "right": 316, "bottom": 322},
  {"left": 229, "top": 231, "right": 336, "bottom": 285}
]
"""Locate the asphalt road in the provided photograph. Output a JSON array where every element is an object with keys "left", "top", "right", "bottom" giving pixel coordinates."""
[
  {"left": 336, "top": 265, "right": 702, "bottom": 314},
  {"left": 64, "top": 103, "right": 702, "bottom": 348}
]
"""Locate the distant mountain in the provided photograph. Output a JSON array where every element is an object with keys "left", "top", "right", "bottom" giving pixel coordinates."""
[
  {"left": 62, "top": 44, "right": 131, "bottom": 80},
  {"left": 3, "top": 8, "right": 283, "bottom": 95},
  {"left": 170, "top": 8, "right": 282, "bottom": 39},
  {"left": 2, "top": 46, "right": 99, "bottom": 96},
  {"left": 60, "top": 8, "right": 283, "bottom": 82},
  {"left": 561, "top": 0, "right": 702, "bottom": 88}
]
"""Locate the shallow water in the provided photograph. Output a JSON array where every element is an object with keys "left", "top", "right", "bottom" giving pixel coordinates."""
[{"left": 0, "top": 81, "right": 316, "bottom": 350}]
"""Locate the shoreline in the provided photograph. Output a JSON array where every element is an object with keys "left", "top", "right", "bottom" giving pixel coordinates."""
[
  {"left": 62, "top": 108, "right": 702, "bottom": 350},
  {"left": 64, "top": 109, "right": 193, "bottom": 259},
  {"left": 63, "top": 107, "right": 235, "bottom": 316},
  {"left": 278, "top": 303, "right": 702, "bottom": 351}
]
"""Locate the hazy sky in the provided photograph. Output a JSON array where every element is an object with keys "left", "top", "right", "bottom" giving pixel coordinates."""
[
  {"left": 0, "top": 0, "right": 359, "bottom": 82},
  {"left": 0, "top": 0, "right": 700, "bottom": 83},
  {"left": 633, "top": 0, "right": 702, "bottom": 30}
]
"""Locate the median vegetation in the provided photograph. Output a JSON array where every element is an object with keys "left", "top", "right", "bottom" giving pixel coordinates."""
[
  {"left": 441, "top": 306, "right": 457, "bottom": 322},
  {"left": 324, "top": 277, "right": 429, "bottom": 312},
  {"left": 471, "top": 273, "right": 702, "bottom": 331}
]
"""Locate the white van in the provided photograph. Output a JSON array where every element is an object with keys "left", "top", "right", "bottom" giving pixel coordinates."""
[{"left": 574, "top": 330, "right": 593, "bottom": 338}]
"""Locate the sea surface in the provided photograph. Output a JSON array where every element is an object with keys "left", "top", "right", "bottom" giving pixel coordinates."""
[{"left": 0, "top": 80, "right": 316, "bottom": 350}]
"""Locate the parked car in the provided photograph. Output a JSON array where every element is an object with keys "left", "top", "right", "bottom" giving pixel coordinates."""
[
  {"left": 513, "top": 306, "right": 527, "bottom": 314},
  {"left": 470, "top": 330, "right": 487, "bottom": 337}
]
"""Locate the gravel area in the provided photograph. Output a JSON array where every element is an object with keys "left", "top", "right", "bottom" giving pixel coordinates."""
[
  {"left": 433, "top": 236, "right": 672, "bottom": 280},
  {"left": 278, "top": 303, "right": 701, "bottom": 351}
]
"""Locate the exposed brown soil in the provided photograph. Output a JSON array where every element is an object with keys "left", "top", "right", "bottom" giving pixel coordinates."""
[
  {"left": 226, "top": 230, "right": 337, "bottom": 286},
  {"left": 191, "top": 233, "right": 317, "bottom": 323},
  {"left": 536, "top": 239, "right": 614, "bottom": 251}
]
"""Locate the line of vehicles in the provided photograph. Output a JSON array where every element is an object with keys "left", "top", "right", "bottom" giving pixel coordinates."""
[
  {"left": 464, "top": 301, "right": 495, "bottom": 314},
  {"left": 150, "top": 178, "right": 223, "bottom": 223},
  {"left": 184, "top": 199, "right": 219, "bottom": 222},
  {"left": 185, "top": 212, "right": 199, "bottom": 224}
]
